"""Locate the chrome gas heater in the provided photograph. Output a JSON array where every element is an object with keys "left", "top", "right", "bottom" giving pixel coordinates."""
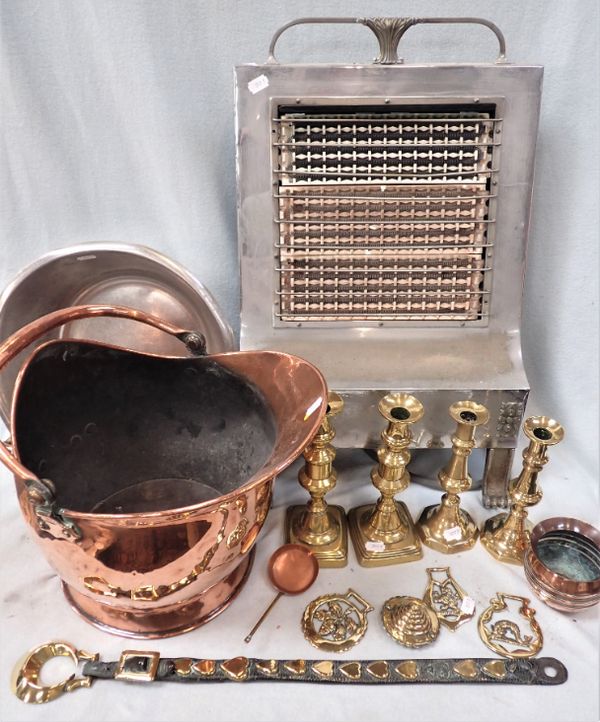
[{"left": 235, "top": 17, "right": 543, "bottom": 506}]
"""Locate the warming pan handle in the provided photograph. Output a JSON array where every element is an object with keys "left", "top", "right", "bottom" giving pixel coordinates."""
[
  {"left": 267, "top": 16, "right": 507, "bottom": 65},
  {"left": 0, "top": 304, "right": 206, "bottom": 483}
]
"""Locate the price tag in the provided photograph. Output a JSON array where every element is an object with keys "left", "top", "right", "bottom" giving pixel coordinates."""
[
  {"left": 365, "top": 540, "right": 386, "bottom": 553},
  {"left": 248, "top": 74, "right": 269, "bottom": 94},
  {"left": 443, "top": 526, "right": 463, "bottom": 541},
  {"left": 461, "top": 596, "right": 476, "bottom": 615}
]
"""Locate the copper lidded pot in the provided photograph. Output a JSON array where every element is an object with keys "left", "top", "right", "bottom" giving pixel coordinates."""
[{"left": 0, "top": 305, "right": 327, "bottom": 638}]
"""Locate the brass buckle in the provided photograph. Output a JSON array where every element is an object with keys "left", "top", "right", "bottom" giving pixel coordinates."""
[
  {"left": 12, "top": 641, "right": 98, "bottom": 704},
  {"left": 115, "top": 651, "right": 160, "bottom": 682}
]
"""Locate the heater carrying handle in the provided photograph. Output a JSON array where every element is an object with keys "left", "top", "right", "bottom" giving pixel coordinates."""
[{"left": 267, "top": 16, "right": 507, "bottom": 65}]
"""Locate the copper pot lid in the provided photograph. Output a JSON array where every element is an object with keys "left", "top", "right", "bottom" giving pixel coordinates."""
[{"left": 0, "top": 242, "right": 234, "bottom": 423}]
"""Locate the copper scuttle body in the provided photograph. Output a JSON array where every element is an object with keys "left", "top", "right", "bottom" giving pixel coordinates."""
[{"left": 0, "top": 304, "right": 327, "bottom": 638}]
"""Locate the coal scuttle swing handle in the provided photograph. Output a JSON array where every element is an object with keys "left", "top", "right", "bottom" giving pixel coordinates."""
[{"left": 0, "top": 304, "right": 206, "bottom": 534}]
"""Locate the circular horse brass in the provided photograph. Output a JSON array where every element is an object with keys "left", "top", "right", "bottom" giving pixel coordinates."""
[{"left": 302, "top": 589, "right": 373, "bottom": 652}]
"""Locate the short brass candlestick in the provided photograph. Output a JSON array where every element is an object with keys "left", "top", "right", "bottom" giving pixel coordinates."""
[
  {"left": 480, "top": 416, "right": 564, "bottom": 565},
  {"left": 417, "top": 400, "right": 490, "bottom": 553},
  {"left": 284, "top": 391, "right": 348, "bottom": 567},
  {"left": 348, "top": 393, "right": 424, "bottom": 567}
]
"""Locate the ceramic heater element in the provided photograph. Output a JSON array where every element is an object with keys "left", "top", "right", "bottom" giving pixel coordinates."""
[{"left": 275, "top": 109, "right": 496, "bottom": 323}]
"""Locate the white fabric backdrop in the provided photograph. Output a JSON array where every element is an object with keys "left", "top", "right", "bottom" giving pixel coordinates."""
[{"left": 1, "top": 1, "right": 598, "bottom": 721}]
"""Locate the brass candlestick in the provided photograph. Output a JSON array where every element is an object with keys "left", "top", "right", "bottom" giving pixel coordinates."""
[
  {"left": 417, "top": 400, "right": 490, "bottom": 553},
  {"left": 480, "top": 416, "right": 564, "bottom": 565},
  {"left": 284, "top": 391, "right": 348, "bottom": 567},
  {"left": 348, "top": 393, "right": 423, "bottom": 567}
]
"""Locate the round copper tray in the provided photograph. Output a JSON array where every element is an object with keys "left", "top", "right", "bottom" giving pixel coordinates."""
[
  {"left": 525, "top": 517, "right": 600, "bottom": 612},
  {"left": 0, "top": 243, "right": 234, "bottom": 423}
]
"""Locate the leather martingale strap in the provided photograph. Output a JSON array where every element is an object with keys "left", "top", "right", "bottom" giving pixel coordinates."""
[{"left": 83, "top": 653, "right": 567, "bottom": 685}]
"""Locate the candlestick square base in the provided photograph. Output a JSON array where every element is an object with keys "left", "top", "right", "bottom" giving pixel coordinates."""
[
  {"left": 348, "top": 501, "right": 423, "bottom": 567},
  {"left": 284, "top": 505, "right": 348, "bottom": 568}
]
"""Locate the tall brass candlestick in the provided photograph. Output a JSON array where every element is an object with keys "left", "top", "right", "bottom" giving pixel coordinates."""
[
  {"left": 417, "top": 401, "right": 490, "bottom": 553},
  {"left": 284, "top": 391, "right": 347, "bottom": 567},
  {"left": 480, "top": 416, "right": 564, "bottom": 565},
  {"left": 348, "top": 393, "right": 423, "bottom": 567}
]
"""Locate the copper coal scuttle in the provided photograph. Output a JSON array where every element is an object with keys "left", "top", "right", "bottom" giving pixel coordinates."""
[{"left": 0, "top": 304, "right": 327, "bottom": 638}]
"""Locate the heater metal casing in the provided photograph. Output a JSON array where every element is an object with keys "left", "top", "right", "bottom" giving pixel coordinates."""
[{"left": 235, "top": 18, "right": 543, "bottom": 506}]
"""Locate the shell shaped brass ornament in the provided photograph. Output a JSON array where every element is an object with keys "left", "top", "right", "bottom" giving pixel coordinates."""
[
  {"left": 423, "top": 567, "right": 475, "bottom": 631},
  {"left": 302, "top": 589, "right": 373, "bottom": 652},
  {"left": 478, "top": 593, "right": 543, "bottom": 658},
  {"left": 382, "top": 595, "right": 440, "bottom": 648}
]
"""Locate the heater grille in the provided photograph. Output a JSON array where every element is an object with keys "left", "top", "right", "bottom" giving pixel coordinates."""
[{"left": 274, "top": 107, "right": 499, "bottom": 323}]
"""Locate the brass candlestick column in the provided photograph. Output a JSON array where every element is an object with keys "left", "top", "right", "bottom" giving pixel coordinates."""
[
  {"left": 348, "top": 393, "right": 423, "bottom": 567},
  {"left": 285, "top": 391, "right": 347, "bottom": 567},
  {"left": 480, "top": 416, "right": 564, "bottom": 565},
  {"left": 417, "top": 401, "right": 490, "bottom": 553}
]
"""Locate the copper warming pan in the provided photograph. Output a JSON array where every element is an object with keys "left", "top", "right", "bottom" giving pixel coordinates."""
[{"left": 0, "top": 304, "right": 327, "bottom": 638}]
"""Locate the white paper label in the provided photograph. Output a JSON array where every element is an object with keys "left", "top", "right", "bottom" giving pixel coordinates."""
[
  {"left": 460, "top": 596, "right": 476, "bottom": 615},
  {"left": 365, "top": 540, "right": 386, "bottom": 553},
  {"left": 248, "top": 74, "right": 269, "bottom": 94},
  {"left": 443, "top": 526, "right": 463, "bottom": 541}
]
